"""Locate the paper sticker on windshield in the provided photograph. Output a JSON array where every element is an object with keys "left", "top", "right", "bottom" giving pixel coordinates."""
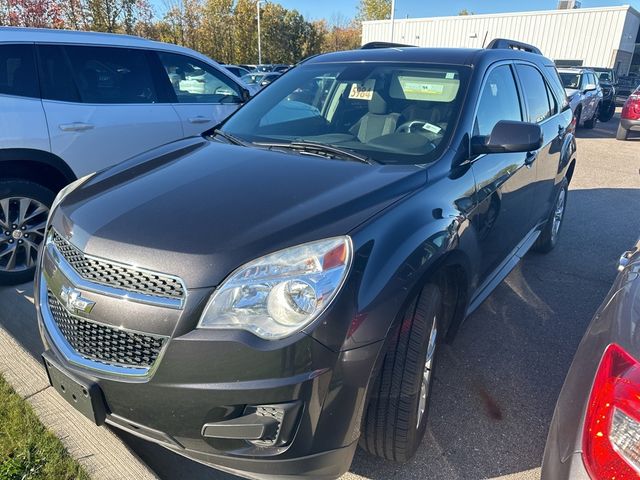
[
  {"left": 393, "top": 75, "right": 460, "bottom": 102},
  {"left": 349, "top": 83, "right": 374, "bottom": 100}
]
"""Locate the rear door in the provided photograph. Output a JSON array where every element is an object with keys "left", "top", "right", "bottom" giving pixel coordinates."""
[
  {"left": 470, "top": 63, "right": 538, "bottom": 282},
  {"left": 155, "top": 52, "right": 245, "bottom": 137},
  {"left": 37, "top": 44, "right": 183, "bottom": 177}
]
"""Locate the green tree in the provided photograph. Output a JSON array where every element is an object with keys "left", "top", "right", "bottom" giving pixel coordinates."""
[
  {"left": 458, "top": 8, "right": 474, "bottom": 15},
  {"left": 233, "top": 0, "right": 257, "bottom": 64},
  {"left": 356, "top": 0, "right": 391, "bottom": 22}
]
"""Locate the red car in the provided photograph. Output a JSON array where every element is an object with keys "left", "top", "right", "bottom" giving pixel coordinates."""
[{"left": 616, "top": 85, "right": 640, "bottom": 140}]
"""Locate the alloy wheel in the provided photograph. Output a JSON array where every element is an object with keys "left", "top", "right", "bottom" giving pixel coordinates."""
[
  {"left": 0, "top": 197, "right": 49, "bottom": 273},
  {"left": 417, "top": 313, "right": 438, "bottom": 428},
  {"left": 551, "top": 189, "right": 566, "bottom": 243}
]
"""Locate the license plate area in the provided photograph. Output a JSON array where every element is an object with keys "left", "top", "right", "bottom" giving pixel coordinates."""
[{"left": 43, "top": 353, "right": 107, "bottom": 425}]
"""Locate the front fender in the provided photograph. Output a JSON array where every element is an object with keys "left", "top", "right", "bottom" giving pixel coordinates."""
[{"left": 318, "top": 161, "right": 479, "bottom": 352}]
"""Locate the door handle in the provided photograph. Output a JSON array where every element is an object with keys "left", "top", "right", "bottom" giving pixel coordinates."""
[
  {"left": 188, "top": 116, "right": 211, "bottom": 124},
  {"left": 525, "top": 152, "right": 538, "bottom": 166},
  {"left": 59, "top": 122, "right": 94, "bottom": 132}
]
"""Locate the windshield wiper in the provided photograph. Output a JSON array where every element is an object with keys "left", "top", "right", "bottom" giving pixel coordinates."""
[
  {"left": 255, "top": 141, "right": 376, "bottom": 165},
  {"left": 212, "top": 129, "right": 251, "bottom": 147}
]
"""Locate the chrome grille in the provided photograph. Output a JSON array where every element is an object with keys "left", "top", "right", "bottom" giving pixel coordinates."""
[
  {"left": 47, "top": 291, "right": 165, "bottom": 369},
  {"left": 51, "top": 231, "right": 185, "bottom": 300}
]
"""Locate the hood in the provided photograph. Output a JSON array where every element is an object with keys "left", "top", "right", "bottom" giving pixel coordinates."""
[{"left": 53, "top": 138, "right": 425, "bottom": 288}]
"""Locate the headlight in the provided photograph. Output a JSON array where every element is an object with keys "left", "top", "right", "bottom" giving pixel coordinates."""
[{"left": 198, "top": 236, "right": 353, "bottom": 340}]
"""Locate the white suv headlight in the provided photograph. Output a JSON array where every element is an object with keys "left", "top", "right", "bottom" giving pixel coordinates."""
[{"left": 198, "top": 236, "right": 353, "bottom": 340}]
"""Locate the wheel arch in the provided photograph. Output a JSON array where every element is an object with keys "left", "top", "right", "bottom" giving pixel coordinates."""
[{"left": 0, "top": 149, "right": 76, "bottom": 194}]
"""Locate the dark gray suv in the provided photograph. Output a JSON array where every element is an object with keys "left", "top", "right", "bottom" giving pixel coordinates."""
[{"left": 37, "top": 40, "right": 576, "bottom": 479}]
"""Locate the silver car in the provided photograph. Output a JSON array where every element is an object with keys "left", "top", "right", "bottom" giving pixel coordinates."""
[
  {"left": 542, "top": 238, "right": 640, "bottom": 478},
  {"left": 558, "top": 68, "right": 603, "bottom": 129}
]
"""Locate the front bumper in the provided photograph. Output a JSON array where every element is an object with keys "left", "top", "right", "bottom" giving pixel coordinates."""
[{"left": 36, "top": 244, "right": 382, "bottom": 480}]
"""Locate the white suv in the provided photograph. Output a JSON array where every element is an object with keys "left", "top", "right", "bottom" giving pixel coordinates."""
[
  {"left": 557, "top": 67, "right": 603, "bottom": 129},
  {"left": 0, "top": 27, "right": 255, "bottom": 285}
]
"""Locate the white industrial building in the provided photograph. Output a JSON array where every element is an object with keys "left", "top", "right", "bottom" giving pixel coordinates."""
[{"left": 361, "top": 5, "right": 640, "bottom": 75}]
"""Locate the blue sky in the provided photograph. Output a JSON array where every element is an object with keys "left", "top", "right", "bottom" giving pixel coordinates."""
[
  {"left": 152, "top": 0, "right": 640, "bottom": 21},
  {"left": 285, "top": 0, "right": 640, "bottom": 21}
]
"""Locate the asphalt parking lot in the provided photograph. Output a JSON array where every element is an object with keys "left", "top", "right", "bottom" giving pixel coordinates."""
[{"left": 0, "top": 114, "right": 638, "bottom": 480}]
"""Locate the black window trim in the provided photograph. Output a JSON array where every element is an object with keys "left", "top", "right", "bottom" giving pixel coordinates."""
[{"left": 35, "top": 43, "right": 82, "bottom": 103}]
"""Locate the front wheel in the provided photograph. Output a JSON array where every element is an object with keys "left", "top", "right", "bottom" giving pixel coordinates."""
[
  {"left": 0, "top": 180, "right": 54, "bottom": 285},
  {"left": 598, "top": 102, "right": 615, "bottom": 123},
  {"left": 532, "top": 178, "right": 568, "bottom": 254},
  {"left": 360, "top": 283, "right": 441, "bottom": 462},
  {"left": 583, "top": 105, "right": 599, "bottom": 129}
]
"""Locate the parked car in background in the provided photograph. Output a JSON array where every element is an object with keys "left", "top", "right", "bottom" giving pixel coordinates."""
[
  {"left": 0, "top": 27, "right": 253, "bottom": 285},
  {"left": 271, "top": 64, "right": 292, "bottom": 73},
  {"left": 616, "top": 85, "right": 640, "bottom": 140},
  {"left": 241, "top": 72, "right": 281, "bottom": 88},
  {"left": 239, "top": 64, "right": 257, "bottom": 72},
  {"left": 255, "top": 64, "right": 274, "bottom": 72},
  {"left": 542, "top": 237, "right": 640, "bottom": 479},
  {"left": 558, "top": 67, "right": 603, "bottom": 129},
  {"left": 224, "top": 65, "right": 252, "bottom": 78},
  {"left": 580, "top": 66, "right": 617, "bottom": 122},
  {"left": 616, "top": 73, "right": 640, "bottom": 105},
  {"left": 37, "top": 39, "right": 576, "bottom": 480}
]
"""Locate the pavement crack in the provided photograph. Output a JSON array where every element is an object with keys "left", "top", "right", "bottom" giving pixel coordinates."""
[{"left": 23, "top": 385, "right": 50, "bottom": 400}]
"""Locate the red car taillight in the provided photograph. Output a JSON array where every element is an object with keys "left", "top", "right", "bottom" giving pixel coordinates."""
[
  {"left": 622, "top": 95, "right": 640, "bottom": 121},
  {"left": 583, "top": 344, "right": 640, "bottom": 479}
]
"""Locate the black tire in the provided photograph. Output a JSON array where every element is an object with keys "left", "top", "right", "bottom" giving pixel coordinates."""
[
  {"left": 583, "top": 105, "right": 598, "bottom": 129},
  {"left": 574, "top": 107, "right": 582, "bottom": 128},
  {"left": 598, "top": 102, "right": 615, "bottom": 123},
  {"left": 532, "top": 178, "right": 568, "bottom": 254},
  {"left": 360, "top": 283, "right": 442, "bottom": 462},
  {"left": 0, "top": 180, "right": 55, "bottom": 285},
  {"left": 616, "top": 123, "right": 630, "bottom": 141}
]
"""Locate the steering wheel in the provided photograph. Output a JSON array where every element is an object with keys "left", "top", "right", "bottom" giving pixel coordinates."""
[{"left": 396, "top": 120, "right": 427, "bottom": 134}]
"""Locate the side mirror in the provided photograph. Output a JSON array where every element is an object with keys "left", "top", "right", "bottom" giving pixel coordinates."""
[
  {"left": 241, "top": 88, "right": 251, "bottom": 103},
  {"left": 584, "top": 83, "right": 598, "bottom": 92},
  {"left": 471, "top": 120, "right": 543, "bottom": 155}
]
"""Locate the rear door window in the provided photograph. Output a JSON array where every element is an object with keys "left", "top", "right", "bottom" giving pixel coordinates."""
[
  {"left": 37, "top": 44, "right": 80, "bottom": 102},
  {"left": 63, "top": 45, "right": 158, "bottom": 104},
  {"left": 0, "top": 44, "right": 38, "bottom": 98},
  {"left": 474, "top": 64, "right": 522, "bottom": 136},
  {"left": 544, "top": 66, "right": 569, "bottom": 110},
  {"left": 516, "top": 64, "right": 553, "bottom": 123}
]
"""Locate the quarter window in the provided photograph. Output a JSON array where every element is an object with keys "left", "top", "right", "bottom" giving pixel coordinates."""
[
  {"left": 474, "top": 65, "right": 522, "bottom": 137},
  {"left": 63, "top": 46, "right": 158, "bottom": 104},
  {"left": 157, "top": 52, "right": 242, "bottom": 104},
  {"left": 0, "top": 44, "right": 38, "bottom": 99},
  {"left": 516, "top": 64, "right": 553, "bottom": 123}
]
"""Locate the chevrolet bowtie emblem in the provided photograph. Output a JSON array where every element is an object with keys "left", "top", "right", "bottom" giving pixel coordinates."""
[{"left": 60, "top": 286, "right": 95, "bottom": 314}]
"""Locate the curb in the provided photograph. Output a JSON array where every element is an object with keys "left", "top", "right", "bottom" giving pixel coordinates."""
[{"left": 0, "top": 309, "right": 158, "bottom": 480}]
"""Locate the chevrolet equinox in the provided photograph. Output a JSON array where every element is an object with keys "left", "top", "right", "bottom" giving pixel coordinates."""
[{"left": 36, "top": 39, "right": 576, "bottom": 479}]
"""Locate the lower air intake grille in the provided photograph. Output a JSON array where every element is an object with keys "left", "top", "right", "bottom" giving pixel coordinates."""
[{"left": 47, "top": 291, "right": 165, "bottom": 369}]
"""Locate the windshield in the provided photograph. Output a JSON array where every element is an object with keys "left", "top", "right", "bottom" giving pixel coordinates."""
[
  {"left": 560, "top": 72, "right": 581, "bottom": 89},
  {"left": 221, "top": 62, "right": 470, "bottom": 165}
]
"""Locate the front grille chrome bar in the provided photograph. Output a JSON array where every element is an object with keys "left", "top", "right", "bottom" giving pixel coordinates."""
[{"left": 44, "top": 234, "right": 186, "bottom": 310}]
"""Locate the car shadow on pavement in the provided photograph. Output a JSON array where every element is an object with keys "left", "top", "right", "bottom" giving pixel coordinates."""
[{"left": 0, "top": 188, "right": 639, "bottom": 480}]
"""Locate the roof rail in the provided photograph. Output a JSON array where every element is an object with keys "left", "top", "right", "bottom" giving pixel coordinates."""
[
  {"left": 486, "top": 38, "right": 542, "bottom": 55},
  {"left": 360, "top": 41, "right": 416, "bottom": 50}
]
